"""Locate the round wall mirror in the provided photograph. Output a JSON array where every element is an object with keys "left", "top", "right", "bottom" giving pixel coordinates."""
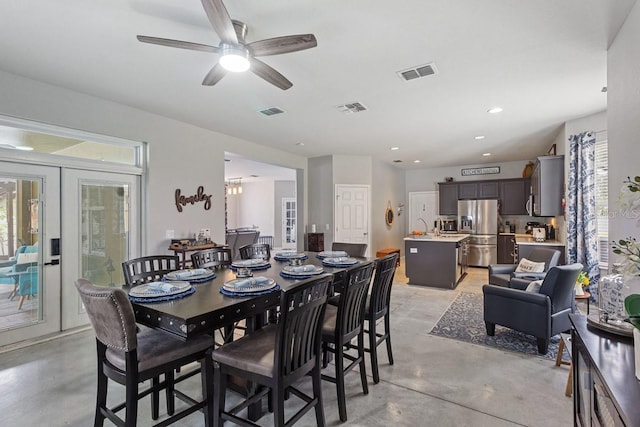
[{"left": 385, "top": 206, "right": 394, "bottom": 226}]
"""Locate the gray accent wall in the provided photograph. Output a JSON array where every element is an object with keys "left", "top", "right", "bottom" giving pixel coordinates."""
[{"left": 371, "top": 158, "right": 406, "bottom": 258}]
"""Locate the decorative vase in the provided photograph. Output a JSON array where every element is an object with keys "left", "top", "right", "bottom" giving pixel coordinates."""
[
  {"left": 634, "top": 328, "right": 640, "bottom": 380},
  {"left": 598, "top": 274, "right": 626, "bottom": 324}
]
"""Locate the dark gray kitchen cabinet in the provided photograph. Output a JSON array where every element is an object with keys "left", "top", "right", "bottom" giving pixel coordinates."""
[
  {"left": 478, "top": 181, "right": 499, "bottom": 198},
  {"left": 497, "top": 234, "right": 517, "bottom": 264},
  {"left": 457, "top": 182, "right": 477, "bottom": 199},
  {"left": 438, "top": 183, "right": 458, "bottom": 215},
  {"left": 500, "top": 178, "right": 530, "bottom": 215}
]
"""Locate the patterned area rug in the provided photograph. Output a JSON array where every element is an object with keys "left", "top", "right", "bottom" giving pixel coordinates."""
[{"left": 429, "top": 292, "right": 560, "bottom": 361}]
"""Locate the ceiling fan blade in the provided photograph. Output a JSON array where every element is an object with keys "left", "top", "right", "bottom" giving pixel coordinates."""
[
  {"left": 202, "top": 63, "right": 227, "bottom": 86},
  {"left": 248, "top": 34, "right": 317, "bottom": 57},
  {"left": 201, "top": 0, "right": 237, "bottom": 44},
  {"left": 250, "top": 58, "right": 293, "bottom": 90},
  {"left": 137, "top": 35, "right": 219, "bottom": 53}
]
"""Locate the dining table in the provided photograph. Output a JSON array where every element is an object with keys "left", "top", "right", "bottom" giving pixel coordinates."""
[
  {"left": 126, "top": 251, "right": 373, "bottom": 341},
  {"left": 125, "top": 251, "right": 373, "bottom": 421}
]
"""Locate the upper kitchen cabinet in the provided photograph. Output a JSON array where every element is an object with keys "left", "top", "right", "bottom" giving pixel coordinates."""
[
  {"left": 457, "top": 182, "right": 477, "bottom": 199},
  {"left": 438, "top": 183, "right": 458, "bottom": 215},
  {"left": 500, "top": 178, "right": 530, "bottom": 215},
  {"left": 478, "top": 181, "right": 500, "bottom": 198},
  {"left": 530, "top": 155, "right": 564, "bottom": 217}
]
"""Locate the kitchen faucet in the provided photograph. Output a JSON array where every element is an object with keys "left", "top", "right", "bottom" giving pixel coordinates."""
[{"left": 417, "top": 217, "right": 429, "bottom": 234}]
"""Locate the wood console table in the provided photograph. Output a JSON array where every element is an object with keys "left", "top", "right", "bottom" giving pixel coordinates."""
[
  {"left": 570, "top": 314, "right": 640, "bottom": 426},
  {"left": 168, "top": 243, "right": 222, "bottom": 269}
]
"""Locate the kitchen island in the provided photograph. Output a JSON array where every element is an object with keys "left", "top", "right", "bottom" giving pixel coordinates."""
[{"left": 404, "top": 234, "right": 470, "bottom": 289}]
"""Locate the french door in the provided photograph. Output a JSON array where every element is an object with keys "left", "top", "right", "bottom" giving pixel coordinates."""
[
  {"left": 282, "top": 197, "right": 296, "bottom": 249},
  {"left": 0, "top": 162, "right": 61, "bottom": 345},
  {"left": 61, "top": 169, "right": 140, "bottom": 330},
  {"left": 0, "top": 162, "right": 140, "bottom": 346}
]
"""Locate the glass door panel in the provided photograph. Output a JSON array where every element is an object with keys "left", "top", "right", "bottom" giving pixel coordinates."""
[
  {"left": 61, "top": 169, "right": 139, "bottom": 330},
  {"left": 0, "top": 162, "right": 60, "bottom": 345}
]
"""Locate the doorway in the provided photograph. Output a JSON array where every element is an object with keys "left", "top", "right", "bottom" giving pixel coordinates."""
[
  {"left": 0, "top": 162, "right": 60, "bottom": 345},
  {"left": 334, "top": 184, "right": 370, "bottom": 255},
  {"left": 281, "top": 197, "right": 296, "bottom": 249}
]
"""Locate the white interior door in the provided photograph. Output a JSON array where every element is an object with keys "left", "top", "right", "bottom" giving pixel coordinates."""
[
  {"left": 409, "top": 191, "right": 437, "bottom": 234},
  {"left": 61, "top": 169, "right": 140, "bottom": 330},
  {"left": 0, "top": 162, "right": 61, "bottom": 346},
  {"left": 334, "top": 185, "right": 370, "bottom": 254}
]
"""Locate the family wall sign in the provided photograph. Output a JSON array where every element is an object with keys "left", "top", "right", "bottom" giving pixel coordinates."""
[{"left": 175, "top": 186, "right": 212, "bottom": 212}]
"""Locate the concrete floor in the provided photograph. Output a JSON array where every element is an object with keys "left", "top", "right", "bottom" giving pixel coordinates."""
[{"left": 0, "top": 264, "right": 575, "bottom": 426}]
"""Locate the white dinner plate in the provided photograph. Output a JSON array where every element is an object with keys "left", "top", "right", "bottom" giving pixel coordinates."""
[
  {"left": 129, "top": 281, "right": 192, "bottom": 298},
  {"left": 231, "top": 259, "right": 270, "bottom": 268},
  {"left": 165, "top": 269, "right": 215, "bottom": 281},
  {"left": 274, "top": 252, "right": 307, "bottom": 259},
  {"left": 321, "top": 257, "right": 358, "bottom": 266},
  {"left": 281, "top": 265, "right": 324, "bottom": 276},
  {"left": 223, "top": 277, "right": 277, "bottom": 293},
  {"left": 316, "top": 250, "right": 349, "bottom": 259}
]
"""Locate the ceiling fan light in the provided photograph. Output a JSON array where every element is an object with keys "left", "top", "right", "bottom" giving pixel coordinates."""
[{"left": 219, "top": 45, "right": 250, "bottom": 72}]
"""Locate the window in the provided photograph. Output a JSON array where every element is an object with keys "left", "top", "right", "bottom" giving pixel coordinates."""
[{"left": 595, "top": 139, "right": 608, "bottom": 266}]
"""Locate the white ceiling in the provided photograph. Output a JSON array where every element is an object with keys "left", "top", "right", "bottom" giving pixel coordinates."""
[{"left": 0, "top": 0, "right": 636, "bottom": 174}]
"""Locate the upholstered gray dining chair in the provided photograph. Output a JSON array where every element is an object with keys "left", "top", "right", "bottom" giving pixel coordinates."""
[{"left": 75, "top": 278, "right": 212, "bottom": 426}]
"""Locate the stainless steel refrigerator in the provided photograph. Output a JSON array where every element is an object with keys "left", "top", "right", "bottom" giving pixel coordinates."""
[{"left": 457, "top": 199, "right": 498, "bottom": 267}]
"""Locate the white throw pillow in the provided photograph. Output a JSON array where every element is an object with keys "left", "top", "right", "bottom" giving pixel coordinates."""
[
  {"left": 515, "top": 258, "right": 546, "bottom": 273},
  {"left": 525, "top": 280, "right": 543, "bottom": 293},
  {"left": 16, "top": 252, "right": 38, "bottom": 264}
]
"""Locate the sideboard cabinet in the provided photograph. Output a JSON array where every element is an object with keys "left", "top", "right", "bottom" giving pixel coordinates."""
[{"left": 570, "top": 315, "right": 640, "bottom": 426}]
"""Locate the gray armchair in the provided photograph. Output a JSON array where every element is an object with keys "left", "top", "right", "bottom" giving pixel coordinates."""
[
  {"left": 488, "top": 247, "right": 561, "bottom": 288},
  {"left": 483, "top": 263, "right": 583, "bottom": 354}
]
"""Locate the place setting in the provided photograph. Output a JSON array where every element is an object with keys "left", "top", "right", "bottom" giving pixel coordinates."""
[
  {"left": 321, "top": 256, "right": 359, "bottom": 268},
  {"left": 316, "top": 250, "right": 349, "bottom": 259},
  {"left": 164, "top": 268, "right": 216, "bottom": 283},
  {"left": 220, "top": 269, "right": 281, "bottom": 297},
  {"left": 128, "top": 281, "right": 195, "bottom": 303},
  {"left": 280, "top": 258, "right": 324, "bottom": 279},
  {"left": 273, "top": 251, "right": 308, "bottom": 262},
  {"left": 230, "top": 258, "right": 271, "bottom": 271}
]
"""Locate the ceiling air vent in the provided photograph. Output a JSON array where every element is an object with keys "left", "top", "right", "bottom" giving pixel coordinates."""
[
  {"left": 258, "top": 106, "right": 285, "bottom": 116},
  {"left": 397, "top": 62, "right": 438, "bottom": 82},
  {"left": 393, "top": 160, "right": 403, "bottom": 163},
  {"left": 336, "top": 102, "right": 368, "bottom": 114}
]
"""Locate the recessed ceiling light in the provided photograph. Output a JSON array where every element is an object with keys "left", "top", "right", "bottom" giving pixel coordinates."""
[
  {"left": 487, "top": 107, "right": 503, "bottom": 114},
  {"left": 15, "top": 146, "right": 34, "bottom": 151},
  {"left": 475, "top": 135, "right": 485, "bottom": 140},
  {"left": 295, "top": 142, "right": 305, "bottom": 146},
  {"left": 482, "top": 152, "right": 492, "bottom": 157},
  {"left": 413, "top": 160, "right": 421, "bottom": 163},
  {"left": 390, "top": 147, "right": 399, "bottom": 151}
]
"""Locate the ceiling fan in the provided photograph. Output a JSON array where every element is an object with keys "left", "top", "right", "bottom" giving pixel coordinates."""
[{"left": 137, "top": 0, "right": 317, "bottom": 90}]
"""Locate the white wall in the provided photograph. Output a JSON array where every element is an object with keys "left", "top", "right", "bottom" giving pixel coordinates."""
[
  {"left": 371, "top": 158, "right": 406, "bottom": 256},
  {"left": 608, "top": 1, "right": 640, "bottom": 272},
  {"left": 0, "top": 70, "right": 307, "bottom": 255}
]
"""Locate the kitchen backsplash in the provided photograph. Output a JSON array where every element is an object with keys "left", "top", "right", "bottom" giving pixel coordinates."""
[{"left": 500, "top": 215, "right": 564, "bottom": 243}]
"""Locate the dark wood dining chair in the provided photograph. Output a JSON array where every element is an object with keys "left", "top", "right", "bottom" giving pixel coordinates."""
[
  {"left": 121, "top": 255, "right": 180, "bottom": 287},
  {"left": 362, "top": 252, "right": 398, "bottom": 384},
  {"left": 331, "top": 242, "right": 367, "bottom": 257},
  {"left": 207, "top": 274, "right": 333, "bottom": 427},
  {"left": 321, "top": 261, "right": 375, "bottom": 422},
  {"left": 239, "top": 243, "right": 271, "bottom": 261},
  {"left": 191, "top": 247, "right": 232, "bottom": 269},
  {"left": 75, "top": 278, "right": 213, "bottom": 427}
]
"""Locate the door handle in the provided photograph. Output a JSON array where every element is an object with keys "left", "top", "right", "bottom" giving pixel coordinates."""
[{"left": 44, "top": 259, "right": 60, "bottom": 266}]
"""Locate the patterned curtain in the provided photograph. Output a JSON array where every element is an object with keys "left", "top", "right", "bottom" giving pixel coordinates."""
[{"left": 567, "top": 131, "right": 600, "bottom": 293}]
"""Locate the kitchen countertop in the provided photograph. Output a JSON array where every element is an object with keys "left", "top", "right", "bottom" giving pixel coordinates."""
[
  {"left": 404, "top": 234, "right": 470, "bottom": 243},
  {"left": 515, "top": 236, "right": 565, "bottom": 246}
]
